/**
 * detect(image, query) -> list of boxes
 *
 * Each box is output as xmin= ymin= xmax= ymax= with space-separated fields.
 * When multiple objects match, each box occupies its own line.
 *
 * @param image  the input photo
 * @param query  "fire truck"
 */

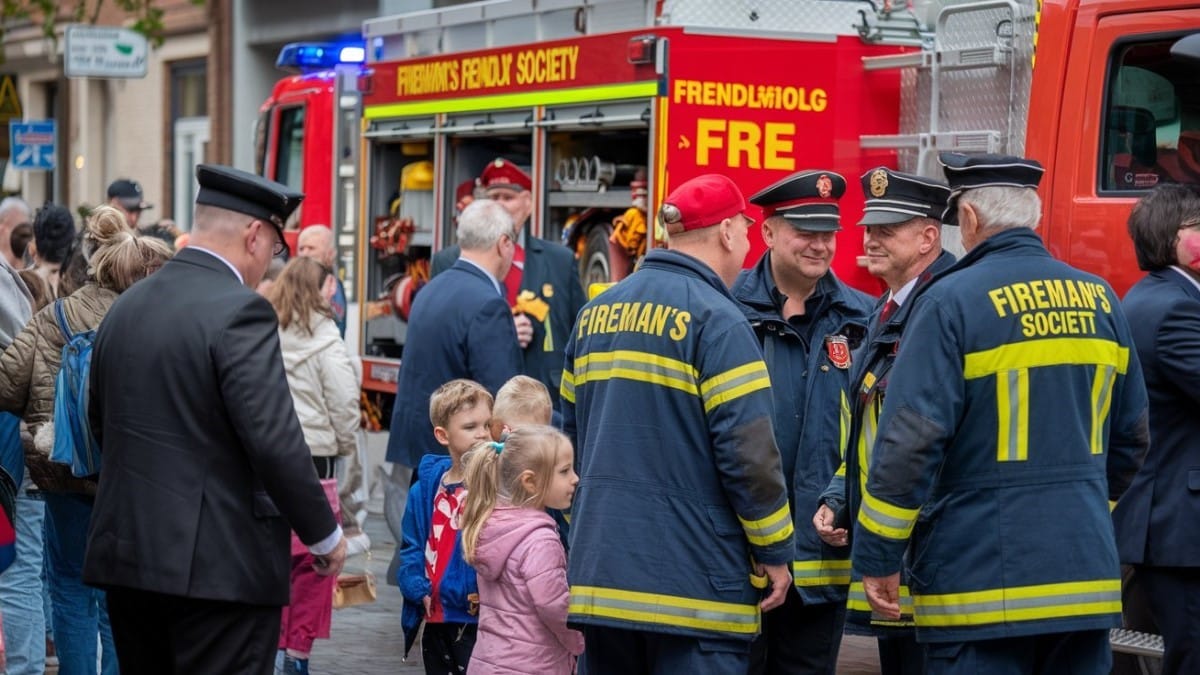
xmin=256 ymin=0 xmax=1200 ymax=411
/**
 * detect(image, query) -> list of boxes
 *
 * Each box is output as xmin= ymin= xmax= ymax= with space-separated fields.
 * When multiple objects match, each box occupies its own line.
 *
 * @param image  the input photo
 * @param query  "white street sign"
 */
xmin=65 ymin=25 xmax=149 ymax=79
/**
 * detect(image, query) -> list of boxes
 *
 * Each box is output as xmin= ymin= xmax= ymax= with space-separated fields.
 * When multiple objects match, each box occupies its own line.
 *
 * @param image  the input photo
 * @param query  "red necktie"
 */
xmin=504 ymin=244 xmax=525 ymax=305
xmin=880 ymin=299 xmax=899 ymax=323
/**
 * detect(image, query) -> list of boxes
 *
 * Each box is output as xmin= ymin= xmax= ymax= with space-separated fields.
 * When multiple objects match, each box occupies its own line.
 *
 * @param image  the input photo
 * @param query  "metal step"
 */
xmin=1110 ymin=628 xmax=1165 ymax=659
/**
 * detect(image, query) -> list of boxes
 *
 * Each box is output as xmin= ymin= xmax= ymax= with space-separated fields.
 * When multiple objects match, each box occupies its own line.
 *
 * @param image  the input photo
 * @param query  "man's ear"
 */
xmin=433 ymin=426 xmax=451 ymax=448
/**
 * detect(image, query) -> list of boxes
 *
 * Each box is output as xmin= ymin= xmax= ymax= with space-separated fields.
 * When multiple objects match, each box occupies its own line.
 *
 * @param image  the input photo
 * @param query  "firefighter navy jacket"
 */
xmin=561 ymin=249 xmax=794 ymax=641
xmin=850 ymin=228 xmax=1148 ymax=643
xmin=731 ymin=253 xmax=872 ymax=605
xmin=822 ymin=250 xmax=957 ymax=632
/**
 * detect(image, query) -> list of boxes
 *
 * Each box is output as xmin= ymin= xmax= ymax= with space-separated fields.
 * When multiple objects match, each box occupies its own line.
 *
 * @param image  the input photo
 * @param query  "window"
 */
xmin=169 ymin=59 xmax=207 ymax=229
xmin=274 ymin=106 xmax=305 ymax=193
xmin=1101 ymin=35 xmax=1200 ymax=191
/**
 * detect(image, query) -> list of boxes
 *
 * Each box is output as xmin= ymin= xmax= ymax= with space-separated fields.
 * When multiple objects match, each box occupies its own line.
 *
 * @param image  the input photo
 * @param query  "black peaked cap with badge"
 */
xmin=858 ymin=167 xmax=950 ymax=226
xmin=939 ymin=152 xmax=1044 ymax=225
xmin=749 ymin=170 xmax=846 ymax=232
xmin=195 ymin=164 xmax=304 ymax=241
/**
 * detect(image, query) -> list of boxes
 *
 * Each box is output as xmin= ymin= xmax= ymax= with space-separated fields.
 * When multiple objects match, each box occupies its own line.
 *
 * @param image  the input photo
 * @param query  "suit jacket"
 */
xmin=385 ymin=259 xmax=522 ymax=467
xmin=431 ymin=236 xmax=585 ymax=409
xmin=1115 ymin=268 xmax=1200 ymax=566
xmin=82 ymin=247 xmax=338 ymax=606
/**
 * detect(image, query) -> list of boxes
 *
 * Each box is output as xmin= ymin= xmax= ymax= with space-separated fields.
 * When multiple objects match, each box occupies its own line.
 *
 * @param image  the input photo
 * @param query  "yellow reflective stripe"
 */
xmin=739 ymin=503 xmax=794 ymax=547
xmin=573 ymin=350 xmax=699 ymax=395
xmin=964 ymin=338 xmax=1129 ymax=379
xmin=838 ymin=390 xmax=850 ymax=460
xmin=364 ymin=81 xmax=659 ymax=118
xmin=834 ymin=460 xmax=846 ymax=478
xmin=560 ymin=368 xmax=576 ymax=404
xmin=793 ymin=559 xmax=852 ymax=586
xmin=858 ymin=490 xmax=919 ymax=541
xmin=1109 ymin=499 xmax=1118 ymax=512
xmin=1091 ymin=365 xmax=1116 ymax=455
xmin=848 ymin=581 xmax=914 ymax=614
xmin=914 ymin=579 xmax=1121 ymax=627
xmin=700 ymin=360 xmax=771 ymax=413
xmin=857 ymin=402 xmax=877 ymax=491
xmin=569 ymin=585 xmax=760 ymax=634
xmin=996 ymin=368 xmax=1029 ymax=462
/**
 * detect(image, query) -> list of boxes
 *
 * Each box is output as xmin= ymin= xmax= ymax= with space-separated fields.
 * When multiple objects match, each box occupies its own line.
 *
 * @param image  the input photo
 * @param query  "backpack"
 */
xmin=50 ymin=299 xmax=102 ymax=478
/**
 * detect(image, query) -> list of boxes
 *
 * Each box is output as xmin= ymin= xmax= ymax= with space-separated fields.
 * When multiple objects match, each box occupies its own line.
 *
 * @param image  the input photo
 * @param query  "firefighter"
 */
xmin=431 ymin=158 xmax=585 ymax=411
xmin=851 ymin=153 xmax=1149 ymax=674
xmin=562 ymin=174 xmax=794 ymax=674
xmin=730 ymin=170 xmax=873 ymax=675
xmin=813 ymin=167 xmax=955 ymax=675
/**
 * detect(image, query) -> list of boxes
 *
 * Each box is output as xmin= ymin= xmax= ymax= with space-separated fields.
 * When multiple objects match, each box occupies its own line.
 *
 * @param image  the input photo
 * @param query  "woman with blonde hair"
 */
xmin=0 ymin=205 xmax=173 ymax=675
xmin=265 ymin=256 xmax=360 ymax=675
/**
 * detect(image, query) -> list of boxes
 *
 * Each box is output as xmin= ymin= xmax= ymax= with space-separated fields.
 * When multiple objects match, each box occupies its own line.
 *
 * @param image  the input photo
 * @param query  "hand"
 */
xmin=311 ymin=535 xmax=348 ymax=577
xmin=514 ymin=313 xmax=534 ymax=349
xmin=757 ymin=562 xmax=792 ymax=611
xmin=422 ymin=595 xmax=432 ymax=616
xmin=863 ymin=573 xmax=902 ymax=620
xmin=813 ymin=504 xmax=848 ymax=547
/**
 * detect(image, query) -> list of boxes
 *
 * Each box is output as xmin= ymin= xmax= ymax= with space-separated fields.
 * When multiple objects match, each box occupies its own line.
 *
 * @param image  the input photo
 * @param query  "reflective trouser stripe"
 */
xmin=996 ymin=368 xmax=1030 ymax=462
xmin=569 ymin=585 xmax=760 ymax=634
xmin=1091 ymin=365 xmax=1115 ymax=455
xmin=793 ymin=559 xmax=852 ymax=587
xmin=913 ymin=579 xmax=1122 ymax=627
xmin=848 ymin=580 xmax=914 ymax=615
xmin=739 ymin=503 xmax=794 ymax=547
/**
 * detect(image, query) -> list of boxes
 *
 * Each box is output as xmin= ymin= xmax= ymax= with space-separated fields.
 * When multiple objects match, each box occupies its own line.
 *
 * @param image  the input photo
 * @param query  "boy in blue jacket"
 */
xmin=399 ymin=380 xmax=493 ymax=673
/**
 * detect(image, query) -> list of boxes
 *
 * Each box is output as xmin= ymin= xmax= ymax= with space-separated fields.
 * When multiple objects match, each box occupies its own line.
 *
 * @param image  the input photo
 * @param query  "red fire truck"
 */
xmin=256 ymin=0 xmax=1200 ymax=409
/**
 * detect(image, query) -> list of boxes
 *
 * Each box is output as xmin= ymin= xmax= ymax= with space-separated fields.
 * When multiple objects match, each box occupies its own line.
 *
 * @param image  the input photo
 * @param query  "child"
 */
xmin=460 ymin=426 xmax=584 ymax=675
xmin=398 ymin=379 xmax=493 ymax=674
xmin=490 ymin=375 xmax=552 ymax=439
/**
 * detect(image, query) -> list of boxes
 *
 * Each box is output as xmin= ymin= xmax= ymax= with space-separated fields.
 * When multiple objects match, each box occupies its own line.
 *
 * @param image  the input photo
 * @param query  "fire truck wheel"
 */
xmin=580 ymin=225 xmax=612 ymax=287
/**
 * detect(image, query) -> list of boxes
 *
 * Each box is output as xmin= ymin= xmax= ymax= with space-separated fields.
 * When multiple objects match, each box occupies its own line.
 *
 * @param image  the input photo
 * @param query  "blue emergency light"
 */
xmin=276 ymin=41 xmax=365 ymax=71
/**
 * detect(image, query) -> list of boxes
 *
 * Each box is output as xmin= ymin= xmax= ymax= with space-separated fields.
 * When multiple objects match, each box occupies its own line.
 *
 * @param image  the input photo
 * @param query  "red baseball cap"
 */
xmin=659 ymin=174 xmax=749 ymax=234
xmin=455 ymin=178 xmax=478 ymax=202
xmin=480 ymin=158 xmax=532 ymax=192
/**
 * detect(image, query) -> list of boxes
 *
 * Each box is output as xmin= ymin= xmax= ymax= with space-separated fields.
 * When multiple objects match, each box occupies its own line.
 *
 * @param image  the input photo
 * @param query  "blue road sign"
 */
xmin=9 ymin=120 xmax=55 ymax=171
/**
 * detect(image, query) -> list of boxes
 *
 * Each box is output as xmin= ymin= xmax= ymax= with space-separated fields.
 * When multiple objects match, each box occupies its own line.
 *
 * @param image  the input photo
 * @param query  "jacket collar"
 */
xmin=950 ymin=227 xmax=1048 ymax=274
xmin=639 ymin=249 xmax=737 ymax=302
xmin=174 ymin=246 xmax=243 ymax=283
xmin=732 ymin=251 xmax=856 ymax=322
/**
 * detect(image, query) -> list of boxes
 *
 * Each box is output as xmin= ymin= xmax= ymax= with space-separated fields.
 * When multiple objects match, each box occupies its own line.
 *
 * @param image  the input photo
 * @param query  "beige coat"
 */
xmin=278 ymin=315 xmax=359 ymax=458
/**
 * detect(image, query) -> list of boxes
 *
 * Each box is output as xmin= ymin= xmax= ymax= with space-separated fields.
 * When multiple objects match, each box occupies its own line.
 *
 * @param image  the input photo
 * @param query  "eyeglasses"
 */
xmin=247 ymin=218 xmax=288 ymax=257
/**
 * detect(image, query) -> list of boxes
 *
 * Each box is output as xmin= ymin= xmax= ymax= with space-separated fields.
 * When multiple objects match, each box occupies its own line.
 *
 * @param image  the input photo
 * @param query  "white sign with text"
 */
xmin=65 ymin=25 xmax=148 ymax=79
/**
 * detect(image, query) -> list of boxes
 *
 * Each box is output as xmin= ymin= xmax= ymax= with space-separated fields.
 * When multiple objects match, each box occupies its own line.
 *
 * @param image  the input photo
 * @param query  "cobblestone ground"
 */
xmin=307 ymin=516 xmax=422 ymax=673
xmin=306 ymin=516 xmax=881 ymax=674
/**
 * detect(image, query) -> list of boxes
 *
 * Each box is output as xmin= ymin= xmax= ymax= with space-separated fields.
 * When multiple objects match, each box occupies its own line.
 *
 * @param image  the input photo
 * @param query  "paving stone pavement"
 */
xmin=307 ymin=516 xmax=423 ymax=673
xmin=304 ymin=516 xmax=881 ymax=674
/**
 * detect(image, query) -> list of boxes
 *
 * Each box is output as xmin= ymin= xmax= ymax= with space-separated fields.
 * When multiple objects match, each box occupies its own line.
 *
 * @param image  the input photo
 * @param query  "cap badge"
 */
xmin=493 ymin=158 xmax=505 ymax=168
xmin=869 ymin=169 xmax=889 ymax=198
xmin=816 ymin=175 xmax=833 ymax=199
xmin=825 ymin=334 xmax=851 ymax=370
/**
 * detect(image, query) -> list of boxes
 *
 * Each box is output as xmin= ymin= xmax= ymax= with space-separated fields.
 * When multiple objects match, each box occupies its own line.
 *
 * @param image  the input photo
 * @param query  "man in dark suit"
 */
xmin=431 ymin=158 xmax=586 ymax=409
xmin=385 ymin=198 xmax=523 ymax=470
xmin=84 ymin=165 xmax=346 ymax=674
xmin=1115 ymin=183 xmax=1200 ymax=674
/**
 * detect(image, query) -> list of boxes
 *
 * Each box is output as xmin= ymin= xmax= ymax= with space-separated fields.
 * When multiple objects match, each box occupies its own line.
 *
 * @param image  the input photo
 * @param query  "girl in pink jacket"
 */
xmin=460 ymin=426 xmax=584 ymax=674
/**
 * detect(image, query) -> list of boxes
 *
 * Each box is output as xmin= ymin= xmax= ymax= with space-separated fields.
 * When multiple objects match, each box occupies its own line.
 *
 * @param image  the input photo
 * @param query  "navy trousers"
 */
xmin=580 ymin=625 xmax=750 ymax=675
xmin=924 ymin=630 xmax=1111 ymax=675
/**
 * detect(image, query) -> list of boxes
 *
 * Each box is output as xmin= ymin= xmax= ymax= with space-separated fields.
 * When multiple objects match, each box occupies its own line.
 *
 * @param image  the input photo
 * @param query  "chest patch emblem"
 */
xmin=825 ymin=334 xmax=851 ymax=370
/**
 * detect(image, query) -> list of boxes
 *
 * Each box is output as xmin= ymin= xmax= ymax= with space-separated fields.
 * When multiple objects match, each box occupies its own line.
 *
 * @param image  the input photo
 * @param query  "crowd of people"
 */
xmin=0 ymin=150 xmax=1196 ymax=675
